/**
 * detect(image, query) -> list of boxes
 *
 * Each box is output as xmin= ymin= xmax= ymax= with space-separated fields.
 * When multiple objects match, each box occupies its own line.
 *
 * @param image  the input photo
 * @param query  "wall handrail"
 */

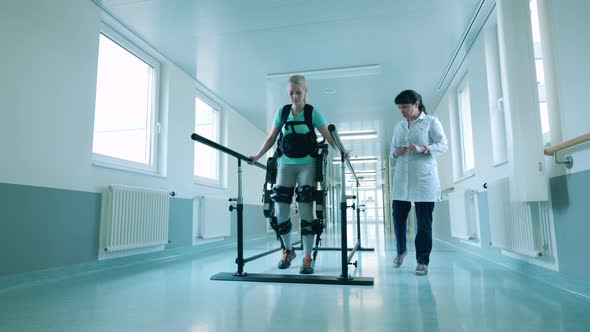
xmin=544 ymin=133 xmax=590 ymax=155
xmin=328 ymin=124 xmax=358 ymax=184
xmin=191 ymin=133 xmax=266 ymax=170
xmin=543 ymin=132 xmax=590 ymax=169
xmin=441 ymin=187 xmax=455 ymax=194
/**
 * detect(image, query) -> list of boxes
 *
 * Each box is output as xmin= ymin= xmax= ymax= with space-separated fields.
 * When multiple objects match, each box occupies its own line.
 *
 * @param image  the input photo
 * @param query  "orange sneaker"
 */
xmin=299 ymin=255 xmax=314 ymax=274
xmin=278 ymin=249 xmax=296 ymax=269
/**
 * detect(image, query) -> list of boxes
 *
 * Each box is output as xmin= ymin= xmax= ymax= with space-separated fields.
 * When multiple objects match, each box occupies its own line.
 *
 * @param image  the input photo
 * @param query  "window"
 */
xmin=530 ymin=0 xmax=550 ymax=144
xmin=194 ymin=96 xmax=221 ymax=185
xmin=483 ymin=24 xmax=508 ymax=166
xmin=345 ymin=187 xmax=384 ymax=223
xmin=93 ymin=25 xmax=160 ymax=173
xmin=457 ymin=79 xmax=475 ymax=176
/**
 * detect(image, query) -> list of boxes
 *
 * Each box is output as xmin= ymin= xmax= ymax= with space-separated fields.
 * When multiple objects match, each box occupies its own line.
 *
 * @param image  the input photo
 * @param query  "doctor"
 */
xmin=390 ymin=90 xmax=448 ymax=275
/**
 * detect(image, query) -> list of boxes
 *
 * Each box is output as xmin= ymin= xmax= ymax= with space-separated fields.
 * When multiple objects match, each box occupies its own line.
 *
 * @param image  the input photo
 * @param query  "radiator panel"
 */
xmin=101 ymin=184 xmax=169 ymax=252
xmin=487 ymin=178 xmax=553 ymax=258
xmin=195 ymin=196 xmax=231 ymax=239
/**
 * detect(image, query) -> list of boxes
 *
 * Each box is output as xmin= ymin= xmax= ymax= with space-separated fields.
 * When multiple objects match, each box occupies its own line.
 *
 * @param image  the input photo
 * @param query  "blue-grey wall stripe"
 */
xmin=1 ymin=170 xmax=588 ymax=297
xmin=0 ymin=183 xmax=269 ymax=276
xmin=432 ymin=169 xmax=590 ymax=298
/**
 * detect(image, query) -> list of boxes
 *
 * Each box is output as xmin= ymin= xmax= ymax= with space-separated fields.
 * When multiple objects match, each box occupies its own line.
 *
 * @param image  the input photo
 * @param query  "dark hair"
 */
xmin=394 ymin=89 xmax=427 ymax=114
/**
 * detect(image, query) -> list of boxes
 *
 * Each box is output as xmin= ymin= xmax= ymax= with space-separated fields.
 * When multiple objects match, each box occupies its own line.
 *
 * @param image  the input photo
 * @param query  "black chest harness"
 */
xmin=276 ymin=104 xmax=318 ymax=158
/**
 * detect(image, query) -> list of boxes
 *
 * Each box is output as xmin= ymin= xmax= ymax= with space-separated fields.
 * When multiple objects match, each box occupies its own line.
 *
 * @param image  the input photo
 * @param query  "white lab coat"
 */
xmin=390 ymin=112 xmax=448 ymax=202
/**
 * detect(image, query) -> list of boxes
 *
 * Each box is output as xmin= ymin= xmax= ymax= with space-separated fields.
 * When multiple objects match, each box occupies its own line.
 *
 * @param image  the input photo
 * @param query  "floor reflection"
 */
xmin=1 ymin=222 xmax=589 ymax=331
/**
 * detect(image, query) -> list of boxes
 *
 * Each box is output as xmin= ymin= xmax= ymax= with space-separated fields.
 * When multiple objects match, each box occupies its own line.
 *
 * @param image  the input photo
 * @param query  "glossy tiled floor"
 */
xmin=1 ymin=224 xmax=589 ymax=332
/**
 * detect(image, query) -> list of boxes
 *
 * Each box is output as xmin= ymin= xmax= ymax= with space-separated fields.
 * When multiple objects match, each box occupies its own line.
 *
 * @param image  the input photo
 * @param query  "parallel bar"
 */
xmin=294 ymin=246 xmax=374 ymax=252
xmin=339 ymin=175 xmax=350 ymax=279
xmin=243 ymin=241 xmax=302 ymax=263
xmin=356 ymin=186 xmax=361 ymax=244
xmin=328 ymin=125 xmax=359 ymax=184
xmin=191 ymin=130 xmax=374 ymax=285
xmin=347 ymin=242 xmax=360 ymax=263
xmin=211 ymin=272 xmax=373 ymax=286
xmin=191 ymin=133 xmax=266 ymax=170
xmin=236 ymin=159 xmax=244 ymax=275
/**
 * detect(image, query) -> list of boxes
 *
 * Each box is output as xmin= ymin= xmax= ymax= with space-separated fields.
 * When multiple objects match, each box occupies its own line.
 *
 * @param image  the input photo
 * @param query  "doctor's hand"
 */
xmin=408 ymin=144 xmax=426 ymax=153
xmin=394 ymin=146 xmax=408 ymax=156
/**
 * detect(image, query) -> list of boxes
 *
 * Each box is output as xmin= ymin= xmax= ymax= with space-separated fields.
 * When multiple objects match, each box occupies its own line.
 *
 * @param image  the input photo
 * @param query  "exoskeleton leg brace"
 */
xmin=263 ymin=157 xmax=285 ymax=247
xmin=292 ymin=143 xmax=329 ymax=261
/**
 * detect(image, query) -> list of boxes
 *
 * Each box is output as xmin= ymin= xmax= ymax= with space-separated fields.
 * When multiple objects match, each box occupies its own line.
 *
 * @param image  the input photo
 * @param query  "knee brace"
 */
xmin=301 ymin=219 xmax=324 ymax=236
xmin=277 ymin=218 xmax=292 ymax=235
xmin=269 ymin=216 xmax=279 ymax=232
xmin=296 ymin=185 xmax=314 ymax=203
xmin=263 ymin=189 xmax=275 ymax=218
xmin=271 ymin=186 xmax=294 ymax=204
xmin=313 ymin=189 xmax=325 ymax=218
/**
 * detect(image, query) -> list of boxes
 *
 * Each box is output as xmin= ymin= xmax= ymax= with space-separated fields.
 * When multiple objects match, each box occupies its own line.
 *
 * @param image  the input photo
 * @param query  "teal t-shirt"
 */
xmin=273 ymin=106 xmax=327 ymax=165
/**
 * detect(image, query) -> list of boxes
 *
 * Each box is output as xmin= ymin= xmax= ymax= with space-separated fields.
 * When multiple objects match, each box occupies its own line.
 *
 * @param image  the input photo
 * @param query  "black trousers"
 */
xmin=392 ymin=200 xmax=435 ymax=265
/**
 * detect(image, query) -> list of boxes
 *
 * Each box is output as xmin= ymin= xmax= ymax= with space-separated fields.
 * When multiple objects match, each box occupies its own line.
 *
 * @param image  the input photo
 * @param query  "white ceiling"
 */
xmin=94 ymin=0 xmax=492 ymax=176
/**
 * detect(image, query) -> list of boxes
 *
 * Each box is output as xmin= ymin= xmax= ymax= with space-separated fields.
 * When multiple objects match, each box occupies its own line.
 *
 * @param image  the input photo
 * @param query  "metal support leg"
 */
xmin=235 ymin=158 xmax=247 ymax=276
xmin=338 ymin=151 xmax=352 ymax=281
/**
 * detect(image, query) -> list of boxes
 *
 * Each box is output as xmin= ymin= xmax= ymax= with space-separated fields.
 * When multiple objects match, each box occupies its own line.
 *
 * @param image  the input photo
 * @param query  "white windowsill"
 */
xmin=460 ymin=239 xmax=482 ymax=248
xmin=193 ymin=178 xmax=227 ymax=189
xmin=493 ymin=160 xmax=508 ymax=168
xmin=92 ymin=160 xmax=166 ymax=178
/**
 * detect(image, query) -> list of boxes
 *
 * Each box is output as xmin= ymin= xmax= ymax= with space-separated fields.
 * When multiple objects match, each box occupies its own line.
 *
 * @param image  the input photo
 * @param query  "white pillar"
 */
xmin=497 ymin=0 xmax=548 ymax=201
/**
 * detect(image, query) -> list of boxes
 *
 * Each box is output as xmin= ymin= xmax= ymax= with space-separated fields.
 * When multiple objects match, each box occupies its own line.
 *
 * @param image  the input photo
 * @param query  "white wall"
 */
xmin=434 ymin=0 xmax=590 ymax=196
xmin=435 ymin=19 xmax=511 ymax=198
xmin=434 ymin=1 xmax=590 ymax=241
xmin=549 ymin=0 xmax=590 ymax=173
xmin=434 ymin=13 xmax=511 ymax=238
xmin=432 ymin=0 xmax=590 ymax=198
xmin=0 ymin=0 xmax=101 ymax=191
xmin=0 ymin=0 xmax=266 ymax=203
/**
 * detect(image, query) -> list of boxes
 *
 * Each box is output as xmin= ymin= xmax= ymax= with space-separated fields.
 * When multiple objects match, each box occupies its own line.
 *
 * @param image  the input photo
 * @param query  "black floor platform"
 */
xmin=211 ymin=272 xmax=374 ymax=286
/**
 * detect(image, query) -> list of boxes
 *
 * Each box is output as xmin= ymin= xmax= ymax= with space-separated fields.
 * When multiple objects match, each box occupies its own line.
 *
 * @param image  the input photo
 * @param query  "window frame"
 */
xmin=92 ymin=22 xmax=162 ymax=175
xmin=529 ymin=0 xmax=551 ymax=145
xmin=193 ymin=91 xmax=225 ymax=188
xmin=454 ymin=75 xmax=476 ymax=181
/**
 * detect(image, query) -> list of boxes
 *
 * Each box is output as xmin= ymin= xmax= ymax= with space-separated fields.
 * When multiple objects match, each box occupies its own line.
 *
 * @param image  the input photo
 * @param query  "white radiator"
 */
xmin=464 ymin=189 xmax=480 ymax=241
xmin=448 ymin=191 xmax=469 ymax=240
xmin=194 ymin=196 xmax=231 ymax=239
xmin=448 ymin=190 xmax=480 ymax=241
xmin=487 ymin=178 xmax=553 ymax=257
xmin=100 ymin=184 xmax=169 ymax=252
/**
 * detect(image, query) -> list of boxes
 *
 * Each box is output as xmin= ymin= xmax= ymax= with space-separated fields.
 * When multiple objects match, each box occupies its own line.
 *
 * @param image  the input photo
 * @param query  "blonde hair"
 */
xmin=288 ymin=75 xmax=308 ymax=103
xmin=288 ymin=74 xmax=307 ymax=86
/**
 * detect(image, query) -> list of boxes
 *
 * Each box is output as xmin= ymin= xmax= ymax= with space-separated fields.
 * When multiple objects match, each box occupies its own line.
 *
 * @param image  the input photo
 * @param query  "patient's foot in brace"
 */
xmin=278 ymin=249 xmax=296 ymax=269
xmin=299 ymin=254 xmax=314 ymax=274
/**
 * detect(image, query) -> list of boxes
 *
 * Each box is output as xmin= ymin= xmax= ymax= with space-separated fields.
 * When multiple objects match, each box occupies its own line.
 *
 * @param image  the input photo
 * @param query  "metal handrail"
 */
xmin=543 ymin=132 xmax=590 ymax=169
xmin=190 ymin=133 xmax=266 ymax=170
xmin=328 ymin=124 xmax=358 ymax=185
xmin=193 ymin=130 xmax=374 ymax=284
